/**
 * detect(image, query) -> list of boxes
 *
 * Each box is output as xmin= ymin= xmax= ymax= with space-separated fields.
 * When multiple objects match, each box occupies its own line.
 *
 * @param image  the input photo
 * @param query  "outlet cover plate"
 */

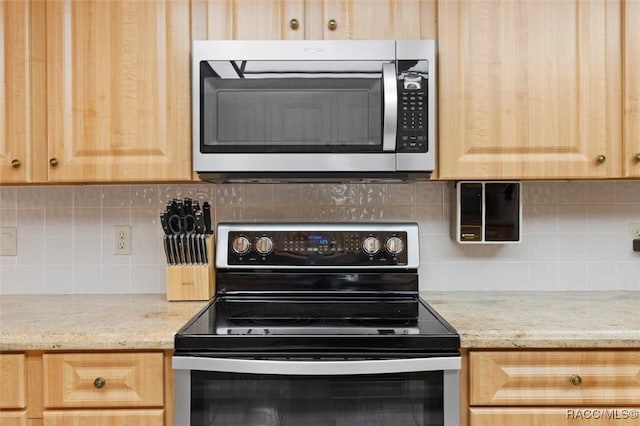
xmin=114 ymin=225 xmax=131 ymax=255
xmin=0 ymin=227 xmax=17 ymax=256
xmin=630 ymin=223 xmax=640 ymax=238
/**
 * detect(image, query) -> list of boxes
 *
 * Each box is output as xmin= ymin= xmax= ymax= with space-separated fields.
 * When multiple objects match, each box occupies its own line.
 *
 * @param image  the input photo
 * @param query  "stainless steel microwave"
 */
xmin=192 ymin=40 xmax=437 ymax=183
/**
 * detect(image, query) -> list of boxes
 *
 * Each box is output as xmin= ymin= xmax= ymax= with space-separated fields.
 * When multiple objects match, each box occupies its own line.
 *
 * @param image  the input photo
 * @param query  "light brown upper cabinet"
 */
xmin=624 ymin=0 xmax=640 ymax=177
xmin=192 ymin=0 xmax=306 ymax=40
xmin=45 ymin=0 xmax=192 ymax=182
xmin=0 ymin=1 xmax=45 ymax=183
xmin=311 ymin=0 xmax=432 ymax=40
xmin=192 ymin=0 xmax=435 ymax=40
xmin=438 ymin=0 xmax=622 ymax=179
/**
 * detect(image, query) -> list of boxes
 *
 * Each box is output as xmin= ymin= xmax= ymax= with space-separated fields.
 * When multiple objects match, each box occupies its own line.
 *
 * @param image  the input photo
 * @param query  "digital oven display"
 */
xmin=306 ymin=235 xmax=329 ymax=245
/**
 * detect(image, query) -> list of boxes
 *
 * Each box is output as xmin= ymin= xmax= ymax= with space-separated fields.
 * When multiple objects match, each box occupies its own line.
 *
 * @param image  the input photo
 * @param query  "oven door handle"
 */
xmin=173 ymin=356 xmax=460 ymax=375
xmin=382 ymin=62 xmax=398 ymax=152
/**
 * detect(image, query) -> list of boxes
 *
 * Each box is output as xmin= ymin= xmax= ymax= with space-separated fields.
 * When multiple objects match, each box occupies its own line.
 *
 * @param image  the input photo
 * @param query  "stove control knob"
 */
xmin=255 ymin=236 xmax=274 ymax=255
xmin=362 ymin=236 xmax=381 ymax=255
xmin=232 ymin=236 xmax=251 ymax=255
xmin=386 ymin=236 xmax=404 ymax=255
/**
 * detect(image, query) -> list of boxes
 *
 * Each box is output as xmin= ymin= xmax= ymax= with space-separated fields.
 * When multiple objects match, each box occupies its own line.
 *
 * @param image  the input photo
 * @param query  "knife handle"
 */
xmin=159 ymin=213 xmax=172 ymax=236
xmin=203 ymin=202 xmax=212 ymax=234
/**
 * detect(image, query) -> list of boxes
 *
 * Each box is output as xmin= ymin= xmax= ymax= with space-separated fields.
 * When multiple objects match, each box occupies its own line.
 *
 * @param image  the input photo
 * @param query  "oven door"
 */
xmin=174 ymin=356 xmax=460 ymax=426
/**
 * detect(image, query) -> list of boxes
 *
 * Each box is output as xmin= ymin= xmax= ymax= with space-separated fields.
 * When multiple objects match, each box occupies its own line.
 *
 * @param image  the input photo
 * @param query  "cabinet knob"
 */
xmin=11 ymin=159 xmax=21 ymax=169
xmin=570 ymin=374 xmax=582 ymax=386
xmin=93 ymin=377 xmax=106 ymax=389
xmin=635 ymin=153 xmax=640 ymax=162
xmin=327 ymin=19 xmax=337 ymax=31
xmin=49 ymin=158 xmax=59 ymax=167
xmin=289 ymin=18 xmax=299 ymax=30
xmin=596 ymin=154 xmax=606 ymax=164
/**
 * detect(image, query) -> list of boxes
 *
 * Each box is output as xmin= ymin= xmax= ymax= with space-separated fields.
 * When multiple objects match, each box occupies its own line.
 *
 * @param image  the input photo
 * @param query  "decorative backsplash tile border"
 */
xmin=0 ymin=181 xmax=638 ymax=294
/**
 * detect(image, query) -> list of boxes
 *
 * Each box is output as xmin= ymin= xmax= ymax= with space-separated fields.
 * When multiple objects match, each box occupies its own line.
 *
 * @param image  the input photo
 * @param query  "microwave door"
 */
xmin=382 ymin=62 xmax=398 ymax=152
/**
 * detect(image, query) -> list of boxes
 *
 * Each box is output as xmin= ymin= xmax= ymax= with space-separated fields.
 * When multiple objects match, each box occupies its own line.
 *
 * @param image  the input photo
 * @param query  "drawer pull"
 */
xmin=570 ymin=374 xmax=582 ymax=386
xmin=635 ymin=153 xmax=640 ymax=162
xmin=289 ymin=18 xmax=299 ymax=30
xmin=93 ymin=377 xmax=106 ymax=389
xmin=596 ymin=154 xmax=606 ymax=164
xmin=11 ymin=159 xmax=21 ymax=168
xmin=328 ymin=19 xmax=337 ymax=31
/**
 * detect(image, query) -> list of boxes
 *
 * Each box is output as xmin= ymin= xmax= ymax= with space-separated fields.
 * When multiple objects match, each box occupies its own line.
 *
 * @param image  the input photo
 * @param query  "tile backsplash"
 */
xmin=0 ymin=181 xmax=639 ymax=294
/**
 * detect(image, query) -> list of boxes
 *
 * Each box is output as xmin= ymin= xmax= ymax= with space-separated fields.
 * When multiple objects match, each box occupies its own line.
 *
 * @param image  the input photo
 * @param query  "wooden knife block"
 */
xmin=166 ymin=235 xmax=215 ymax=301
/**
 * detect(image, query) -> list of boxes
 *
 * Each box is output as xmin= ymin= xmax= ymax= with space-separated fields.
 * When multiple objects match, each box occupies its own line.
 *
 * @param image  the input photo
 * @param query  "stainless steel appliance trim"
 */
xmin=444 ymin=370 xmax=461 ymax=426
xmin=215 ymin=222 xmax=420 ymax=269
xmin=174 ymin=369 xmax=190 ymax=426
xmin=193 ymin=40 xmax=396 ymax=61
xmin=382 ymin=62 xmax=398 ymax=152
xmin=194 ymin=153 xmax=396 ymax=173
xmin=174 ymin=357 xmax=461 ymax=426
xmin=173 ymin=356 xmax=461 ymax=375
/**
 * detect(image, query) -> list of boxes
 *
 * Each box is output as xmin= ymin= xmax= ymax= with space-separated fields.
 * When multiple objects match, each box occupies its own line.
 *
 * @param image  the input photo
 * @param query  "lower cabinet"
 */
xmin=468 ymin=350 xmax=640 ymax=426
xmin=0 ymin=353 xmax=27 ymax=425
xmin=0 ymin=411 xmax=28 ymax=426
xmin=43 ymin=409 xmax=164 ymax=426
xmin=470 ymin=408 xmax=640 ymax=425
xmin=0 ymin=351 xmax=172 ymax=426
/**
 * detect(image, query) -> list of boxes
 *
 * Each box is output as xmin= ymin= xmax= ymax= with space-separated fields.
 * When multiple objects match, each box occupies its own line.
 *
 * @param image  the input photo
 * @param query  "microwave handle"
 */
xmin=382 ymin=62 xmax=398 ymax=152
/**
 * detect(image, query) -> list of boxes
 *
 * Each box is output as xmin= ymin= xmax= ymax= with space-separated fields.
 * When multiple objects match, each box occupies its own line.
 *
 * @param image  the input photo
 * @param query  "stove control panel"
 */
xmin=217 ymin=223 xmax=419 ymax=269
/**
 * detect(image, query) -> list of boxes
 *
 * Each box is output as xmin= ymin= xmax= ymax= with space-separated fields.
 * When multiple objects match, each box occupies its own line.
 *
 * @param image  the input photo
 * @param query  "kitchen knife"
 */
xmin=203 ymin=202 xmax=212 ymax=234
xmin=159 ymin=213 xmax=173 ymax=264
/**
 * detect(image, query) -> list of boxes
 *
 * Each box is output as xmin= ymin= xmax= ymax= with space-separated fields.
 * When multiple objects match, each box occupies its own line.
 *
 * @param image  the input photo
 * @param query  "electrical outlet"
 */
xmin=630 ymin=223 xmax=640 ymax=238
xmin=114 ymin=225 xmax=131 ymax=255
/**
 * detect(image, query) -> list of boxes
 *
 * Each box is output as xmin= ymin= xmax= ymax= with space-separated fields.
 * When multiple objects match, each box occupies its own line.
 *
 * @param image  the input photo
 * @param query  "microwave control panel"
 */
xmin=397 ymin=73 xmax=428 ymax=153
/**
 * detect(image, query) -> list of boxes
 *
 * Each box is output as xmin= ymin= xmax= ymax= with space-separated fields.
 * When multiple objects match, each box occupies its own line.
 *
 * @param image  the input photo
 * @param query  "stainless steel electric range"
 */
xmin=174 ymin=222 xmax=460 ymax=426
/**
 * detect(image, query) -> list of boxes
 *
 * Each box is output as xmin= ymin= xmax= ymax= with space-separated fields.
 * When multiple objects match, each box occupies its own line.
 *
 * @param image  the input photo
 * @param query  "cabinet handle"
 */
xmin=570 ymin=374 xmax=582 ymax=386
xmin=93 ymin=377 xmax=106 ymax=389
xmin=596 ymin=155 xmax=606 ymax=164
xmin=49 ymin=158 xmax=59 ymax=167
xmin=327 ymin=19 xmax=337 ymax=31
xmin=11 ymin=159 xmax=21 ymax=169
xmin=289 ymin=18 xmax=299 ymax=30
xmin=635 ymin=153 xmax=640 ymax=162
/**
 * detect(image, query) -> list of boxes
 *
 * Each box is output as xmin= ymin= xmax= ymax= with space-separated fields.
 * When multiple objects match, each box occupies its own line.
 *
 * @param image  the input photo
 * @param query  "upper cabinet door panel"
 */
xmin=438 ymin=0 xmax=622 ymax=179
xmin=318 ymin=0 xmax=425 ymax=39
xmin=624 ymin=0 xmax=640 ymax=177
xmin=0 ymin=1 xmax=45 ymax=184
xmin=192 ymin=0 xmax=305 ymax=40
xmin=46 ymin=0 xmax=191 ymax=182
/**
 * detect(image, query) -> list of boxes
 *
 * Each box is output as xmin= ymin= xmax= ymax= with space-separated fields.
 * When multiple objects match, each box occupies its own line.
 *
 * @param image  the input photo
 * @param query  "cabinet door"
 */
xmin=439 ymin=0 xmax=622 ymax=179
xmin=470 ymin=351 xmax=640 ymax=406
xmin=192 ymin=0 xmax=305 ymax=40
xmin=624 ymin=0 xmax=640 ymax=177
xmin=470 ymin=408 xmax=640 ymax=426
xmin=45 ymin=0 xmax=191 ymax=182
xmin=0 ymin=1 xmax=45 ymax=183
xmin=0 ymin=411 xmax=27 ymax=426
xmin=0 ymin=354 xmax=26 ymax=409
xmin=43 ymin=409 xmax=164 ymax=426
xmin=43 ymin=352 xmax=164 ymax=409
xmin=314 ymin=0 xmax=428 ymax=39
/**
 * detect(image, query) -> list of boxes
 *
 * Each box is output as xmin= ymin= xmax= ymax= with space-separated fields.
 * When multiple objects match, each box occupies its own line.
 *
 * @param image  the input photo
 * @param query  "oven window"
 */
xmin=190 ymin=370 xmax=443 ymax=426
xmin=200 ymin=60 xmax=384 ymax=153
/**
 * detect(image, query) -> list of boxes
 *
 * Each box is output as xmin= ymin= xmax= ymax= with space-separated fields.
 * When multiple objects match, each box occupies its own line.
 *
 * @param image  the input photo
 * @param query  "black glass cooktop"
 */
xmin=175 ymin=297 xmax=459 ymax=356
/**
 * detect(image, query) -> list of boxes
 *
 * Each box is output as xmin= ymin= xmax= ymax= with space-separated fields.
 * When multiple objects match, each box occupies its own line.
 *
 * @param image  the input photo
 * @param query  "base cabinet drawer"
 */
xmin=470 ymin=408 xmax=640 ymax=425
xmin=42 ymin=352 xmax=164 ymax=408
xmin=43 ymin=409 xmax=164 ymax=426
xmin=0 ymin=411 xmax=27 ymax=426
xmin=470 ymin=351 xmax=640 ymax=406
xmin=0 ymin=354 xmax=26 ymax=409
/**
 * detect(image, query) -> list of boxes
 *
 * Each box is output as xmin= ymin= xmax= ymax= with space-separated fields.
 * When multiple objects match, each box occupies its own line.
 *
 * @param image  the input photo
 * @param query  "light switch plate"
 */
xmin=0 ymin=227 xmax=17 ymax=256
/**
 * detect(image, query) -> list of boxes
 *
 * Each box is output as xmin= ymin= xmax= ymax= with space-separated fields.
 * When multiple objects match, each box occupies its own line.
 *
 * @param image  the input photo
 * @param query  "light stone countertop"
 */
xmin=0 ymin=294 xmax=208 ymax=351
xmin=421 ymin=291 xmax=640 ymax=348
xmin=1 ymin=292 xmax=639 ymax=351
